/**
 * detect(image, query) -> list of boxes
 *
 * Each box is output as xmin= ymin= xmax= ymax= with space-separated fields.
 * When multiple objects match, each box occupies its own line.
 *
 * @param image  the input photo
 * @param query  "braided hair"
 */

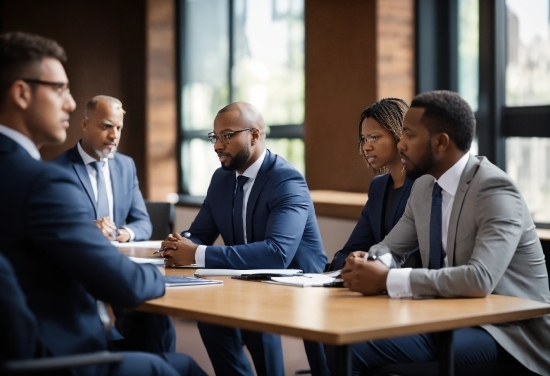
xmin=357 ymin=98 xmax=409 ymax=172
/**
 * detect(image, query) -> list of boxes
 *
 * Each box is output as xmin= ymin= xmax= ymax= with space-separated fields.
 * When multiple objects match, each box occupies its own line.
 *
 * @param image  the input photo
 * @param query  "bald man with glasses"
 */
xmin=160 ymin=102 xmax=329 ymax=376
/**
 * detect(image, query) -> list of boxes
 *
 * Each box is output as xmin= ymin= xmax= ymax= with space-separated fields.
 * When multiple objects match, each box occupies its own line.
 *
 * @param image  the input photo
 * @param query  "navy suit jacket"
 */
xmin=186 ymin=150 xmax=327 ymax=273
xmin=0 ymin=134 xmax=165 ymax=371
xmin=330 ymin=173 xmax=416 ymax=270
xmin=52 ymin=143 xmax=152 ymax=241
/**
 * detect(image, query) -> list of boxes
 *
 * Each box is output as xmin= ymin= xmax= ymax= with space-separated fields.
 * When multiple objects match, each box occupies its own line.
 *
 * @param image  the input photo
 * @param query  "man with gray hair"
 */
xmin=53 ymin=95 xmax=151 ymax=242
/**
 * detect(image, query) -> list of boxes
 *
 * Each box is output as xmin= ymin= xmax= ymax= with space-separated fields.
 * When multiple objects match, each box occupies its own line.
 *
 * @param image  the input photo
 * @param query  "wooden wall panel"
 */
xmin=305 ymin=0 xmax=414 ymax=195
xmin=146 ymin=0 xmax=178 ymax=201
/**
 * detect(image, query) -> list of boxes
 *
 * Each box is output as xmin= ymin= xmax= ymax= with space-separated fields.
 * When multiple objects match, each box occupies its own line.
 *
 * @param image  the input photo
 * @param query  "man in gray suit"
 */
xmin=339 ymin=90 xmax=550 ymax=375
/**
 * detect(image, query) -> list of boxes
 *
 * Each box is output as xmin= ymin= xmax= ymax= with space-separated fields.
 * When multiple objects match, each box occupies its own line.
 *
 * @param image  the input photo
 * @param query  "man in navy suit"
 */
xmin=161 ymin=102 xmax=328 ymax=376
xmin=0 ymin=31 xmax=205 ymax=376
xmin=53 ymin=95 xmax=151 ymax=242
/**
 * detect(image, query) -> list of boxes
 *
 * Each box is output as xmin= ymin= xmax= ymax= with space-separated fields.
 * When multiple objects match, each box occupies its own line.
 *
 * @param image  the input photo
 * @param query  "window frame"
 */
xmin=416 ymin=0 xmax=550 ymax=227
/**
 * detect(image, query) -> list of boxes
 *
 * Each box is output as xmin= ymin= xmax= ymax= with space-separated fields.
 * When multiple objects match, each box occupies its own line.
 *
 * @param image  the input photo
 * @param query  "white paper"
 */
xmin=129 ymin=256 xmax=165 ymax=265
xmin=194 ymin=269 xmax=303 ymax=277
xmin=267 ymin=273 xmax=339 ymax=287
xmin=112 ymin=240 xmax=163 ymax=249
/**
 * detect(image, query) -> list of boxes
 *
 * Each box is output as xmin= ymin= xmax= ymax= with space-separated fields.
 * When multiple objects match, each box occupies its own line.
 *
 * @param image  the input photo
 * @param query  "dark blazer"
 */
xmin=330 ymin=173 xmax=417 ymax=270
xmin=0 ymin=134 xmax=165 ymax=373
xmin=0 ymin=253 xmax=46 ymax=361
xmin=186 ymin=149 xmax=327 ymax=273
xmin=52 ymin=143 xmax=151 ymax=241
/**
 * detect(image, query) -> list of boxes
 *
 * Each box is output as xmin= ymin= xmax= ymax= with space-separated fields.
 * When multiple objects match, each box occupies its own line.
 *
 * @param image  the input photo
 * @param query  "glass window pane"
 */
xmin=265 ymin=138 xmax=304 ymax=175
xmin=505 ymin=137 xmax=550 ymax=223
xmin=182 ymin=0 xmax=229 ymax=130
xmin=458 ymin=0 xmax=479 ymax=112
xmin=232 ymin=0 xmax=304 ymax=125
xmin=181 ymin=139 xmax=221 ymax=196
xmin=506 ymin=0 xmax=550 ymax=106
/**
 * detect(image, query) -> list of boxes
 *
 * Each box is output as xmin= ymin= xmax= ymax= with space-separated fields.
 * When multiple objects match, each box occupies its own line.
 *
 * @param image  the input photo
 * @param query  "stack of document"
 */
xmin=266 ymin=270 xmax=343 ymax=287
xmin=164 ymin=276 xmax=222 ymax=287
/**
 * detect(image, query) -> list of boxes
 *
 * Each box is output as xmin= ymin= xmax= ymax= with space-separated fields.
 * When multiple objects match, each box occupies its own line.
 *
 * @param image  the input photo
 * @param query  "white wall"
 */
xmin=174 ymin=207 xmax=357 ymax=260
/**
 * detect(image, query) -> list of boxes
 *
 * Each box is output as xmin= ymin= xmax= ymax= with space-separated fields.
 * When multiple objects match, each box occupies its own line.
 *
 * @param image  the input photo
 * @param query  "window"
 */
xmin=178 ymin=0 xmax=305 ymax=197
xmin=419 ymin=0 xmax=550 ymax=224
xmin=504 ymin=0 xmax=550 ymax=223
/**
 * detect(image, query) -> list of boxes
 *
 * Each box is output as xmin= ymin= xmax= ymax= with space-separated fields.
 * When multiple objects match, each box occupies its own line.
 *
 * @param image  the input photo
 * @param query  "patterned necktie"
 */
xmin=91 ymin=160 xmax=109 ymax=219
xmin=429 ymin=182 xmax=443 ymax=269
xmin=233 ymin=175 xmax=249 ymax=245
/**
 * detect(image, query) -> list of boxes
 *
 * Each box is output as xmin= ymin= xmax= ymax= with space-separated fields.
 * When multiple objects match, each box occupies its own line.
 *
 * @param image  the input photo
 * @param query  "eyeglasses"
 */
xmin=207 ymin=128 xmax=254 ymax=145
xmin=20 ymin=79 xmax=71 ymax=98
xmin=358 ymin=135 xmax=380 ymax=148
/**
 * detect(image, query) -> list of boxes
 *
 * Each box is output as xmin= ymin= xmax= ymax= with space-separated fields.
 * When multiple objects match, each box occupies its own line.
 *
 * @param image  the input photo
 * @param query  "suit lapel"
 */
xmin=446 ymin=155 xmax=479 ymax=266
xmin=245 ymin=150 xmax=274 ymax=244
xmin=68 ymin=145 xmax=97 ymax=215
xmin=110 ymin=156 xmax=122 ymax=224
xmin=371 ymin=174 xmax=390 ymax=240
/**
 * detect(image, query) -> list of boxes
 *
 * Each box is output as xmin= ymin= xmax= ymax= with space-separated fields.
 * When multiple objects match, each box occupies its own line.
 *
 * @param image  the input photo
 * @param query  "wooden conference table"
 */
xmin=121 ymin=247 xmax=550 ymax=376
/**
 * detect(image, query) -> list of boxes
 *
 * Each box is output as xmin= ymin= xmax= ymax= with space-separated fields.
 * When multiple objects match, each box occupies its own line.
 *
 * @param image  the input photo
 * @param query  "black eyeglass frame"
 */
xmin=207 ymin=127 xmax=255 ymax=145
xmin=19 ymin=78 xmax=70 ymax=97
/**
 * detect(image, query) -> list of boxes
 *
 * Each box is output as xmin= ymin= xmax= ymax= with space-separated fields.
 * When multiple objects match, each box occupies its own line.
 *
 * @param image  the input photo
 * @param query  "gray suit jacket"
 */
xmin=370 ymin=155 xmax=550 ymax=374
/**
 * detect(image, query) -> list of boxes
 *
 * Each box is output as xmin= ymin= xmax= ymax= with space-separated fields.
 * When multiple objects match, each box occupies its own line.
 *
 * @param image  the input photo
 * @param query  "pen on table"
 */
xmin=153 ymin=232 xmax=191 ymax=255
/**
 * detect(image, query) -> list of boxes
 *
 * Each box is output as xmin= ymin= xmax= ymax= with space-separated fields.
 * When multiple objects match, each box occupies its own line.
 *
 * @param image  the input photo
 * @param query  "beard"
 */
xmin=404 ymin=141 xmax=434 ymax=180
xmin=220 ymin=144 xmax=250 ymax=171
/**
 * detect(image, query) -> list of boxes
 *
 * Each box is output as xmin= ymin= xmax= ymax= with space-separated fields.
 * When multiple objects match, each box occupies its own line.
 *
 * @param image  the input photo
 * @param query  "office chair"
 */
xmin=0 ymin=253 xmax=122 ymax=375
xmin=145 ymin=200 xmax=175 ymax=240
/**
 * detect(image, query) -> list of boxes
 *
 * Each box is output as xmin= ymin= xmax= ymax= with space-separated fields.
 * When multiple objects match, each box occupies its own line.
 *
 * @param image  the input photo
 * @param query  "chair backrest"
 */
xmin=145 ymin=200 xmax=175 ymax=240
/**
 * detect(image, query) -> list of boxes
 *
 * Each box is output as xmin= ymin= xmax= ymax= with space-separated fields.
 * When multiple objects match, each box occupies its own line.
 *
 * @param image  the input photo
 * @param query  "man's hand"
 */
xmin=160 ymin=233 xmax=198 ymax=266
xmin=116 ymin=228 xmax=131 ymax=243
xmin=341 ymin=252 xmax=389 ymax=295
xmin=95 ymin=217 xmax=116 ymax=240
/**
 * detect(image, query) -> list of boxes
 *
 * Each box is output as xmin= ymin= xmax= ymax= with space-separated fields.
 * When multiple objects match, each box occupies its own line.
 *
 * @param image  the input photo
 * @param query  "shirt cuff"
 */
xmin=195 ymin=245 xmax=206 ymax=267
xmin=386 ymin=268 xmax=413 ymax=299
xmin=122 ymin=226 xmax=135 ymax=242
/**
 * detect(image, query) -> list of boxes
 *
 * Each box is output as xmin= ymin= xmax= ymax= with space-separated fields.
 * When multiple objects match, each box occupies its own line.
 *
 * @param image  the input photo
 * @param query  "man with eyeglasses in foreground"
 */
xmin=0 ymin=31 xmax=205 ymax=376
xmin=160 ymin=102 xmax=329 ymax=376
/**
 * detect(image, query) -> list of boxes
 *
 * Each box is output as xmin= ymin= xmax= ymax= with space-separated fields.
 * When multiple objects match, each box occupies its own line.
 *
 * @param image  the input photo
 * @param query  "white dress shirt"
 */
xmin=194 ymin=149 xmax=267 ymax=267
xmin=77 ymin=142 xmax=135 ymax=241
xmin=0 ymin=124 xmax=41 ymax=160
xmin=385 ymin=153 xmax=470 ymax=298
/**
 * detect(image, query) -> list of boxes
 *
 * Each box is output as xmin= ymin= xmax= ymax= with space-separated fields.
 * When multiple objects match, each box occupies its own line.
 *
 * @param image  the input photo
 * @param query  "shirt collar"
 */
xmin=0 ymin=124 xmax=41 ymax=160
xmin=436 ymin=153 xmax=470 ymax=197
xmin=237 ymin=149 xmax=266 ymax=180
xmin=77 ymin=141 xmax=108 ymax=166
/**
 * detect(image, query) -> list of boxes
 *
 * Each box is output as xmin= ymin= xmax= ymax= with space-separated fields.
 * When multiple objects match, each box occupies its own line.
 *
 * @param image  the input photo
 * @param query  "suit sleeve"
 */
xmin=123 ymin=159 xmax=152 ymax=241
xmin=203 ymin=170 xmax=310 ymax=269
xmin=0 ymin=254 xmax=46 ymax=360
xmin=409 ymin=175 xmax=524 ymax=298
xmin=27 ymin=168 xmax=165 ymax=307
xmin=330 ymin=198 xmax=375 ymax=270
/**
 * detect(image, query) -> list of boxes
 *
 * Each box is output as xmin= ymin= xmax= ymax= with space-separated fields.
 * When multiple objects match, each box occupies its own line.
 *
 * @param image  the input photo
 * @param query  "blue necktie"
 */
xmin=233 ymin=175 xmax=249 ymax=245
xmin=91 ymin=160 xmax=109 ymax=219
xmin=429 ymin=182 xmax=443 ymax=269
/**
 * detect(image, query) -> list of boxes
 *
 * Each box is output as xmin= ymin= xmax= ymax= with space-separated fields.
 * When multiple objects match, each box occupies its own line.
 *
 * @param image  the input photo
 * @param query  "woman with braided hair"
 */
xmin=329 ymin=97 xmax=421 ymax=270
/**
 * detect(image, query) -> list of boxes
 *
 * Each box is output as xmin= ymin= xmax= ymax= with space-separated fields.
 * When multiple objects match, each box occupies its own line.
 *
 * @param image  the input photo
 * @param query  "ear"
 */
xmin=81 ymin=118 xmax=88 ymax=132
xmin=250 ymin=128 xmax=260 ymax=145
xmin=433 ymin=133 xmax=450 ymax=153
xmin=10 ymin=81 xmax=32 ymax=110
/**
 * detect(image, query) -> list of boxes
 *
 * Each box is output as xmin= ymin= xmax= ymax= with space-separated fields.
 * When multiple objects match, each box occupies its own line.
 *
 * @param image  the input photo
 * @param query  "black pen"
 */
xmin=153 ymin=231 xmax=191 ymax=255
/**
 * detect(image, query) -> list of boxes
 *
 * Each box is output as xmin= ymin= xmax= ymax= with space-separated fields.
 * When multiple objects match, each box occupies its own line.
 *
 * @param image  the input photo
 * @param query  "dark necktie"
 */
xmin=429 ymin=182 xmax=443 ymax=269
xmin=91 ymin=160 xmax=109 ymax=219
xmin=233 ymin=175 xmax=249 ymax=245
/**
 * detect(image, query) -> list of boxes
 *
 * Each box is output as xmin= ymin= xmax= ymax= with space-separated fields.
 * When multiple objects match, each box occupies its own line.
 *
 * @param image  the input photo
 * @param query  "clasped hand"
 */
xmin=160 ymin=233 xmax=198 ymax=266
xmin=94 ymin=217 xmax=130 ymax=242
xmin=341 ymin=251 xmax=389 ymax=295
